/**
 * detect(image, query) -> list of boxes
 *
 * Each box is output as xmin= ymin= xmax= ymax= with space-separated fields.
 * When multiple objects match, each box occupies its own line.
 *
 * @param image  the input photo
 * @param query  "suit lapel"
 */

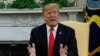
xmin=41 ymin=24 xmax=48 ymax=56
xmin=54 ymin=23 xmax=63 ymax=56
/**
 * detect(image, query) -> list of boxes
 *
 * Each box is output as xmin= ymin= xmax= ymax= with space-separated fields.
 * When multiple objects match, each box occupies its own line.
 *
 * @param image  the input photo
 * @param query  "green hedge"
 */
xmin=11 ymin=0 xmax=40 ymax=9
xmin=0 ymin=2 xmax=5 ymax=8
xmin=42 ymin=0 xmax=74 ymax=7
xmin=0 ymin=0 xmax=75 ymax=9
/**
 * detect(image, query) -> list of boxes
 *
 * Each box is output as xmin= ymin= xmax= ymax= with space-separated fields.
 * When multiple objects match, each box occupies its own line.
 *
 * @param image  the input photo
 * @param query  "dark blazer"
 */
xmin=29 ymin=23 xmax=78 ymax=56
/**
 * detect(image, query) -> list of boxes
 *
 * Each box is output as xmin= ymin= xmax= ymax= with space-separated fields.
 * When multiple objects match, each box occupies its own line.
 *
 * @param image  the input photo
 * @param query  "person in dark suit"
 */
xmin=27 ymin=3 xmax=78 ymax=56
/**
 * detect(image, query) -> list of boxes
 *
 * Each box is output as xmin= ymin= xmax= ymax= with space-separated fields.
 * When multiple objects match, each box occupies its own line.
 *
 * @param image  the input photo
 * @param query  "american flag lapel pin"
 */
xmin=59 ymin=32 xmax=62 ymax=35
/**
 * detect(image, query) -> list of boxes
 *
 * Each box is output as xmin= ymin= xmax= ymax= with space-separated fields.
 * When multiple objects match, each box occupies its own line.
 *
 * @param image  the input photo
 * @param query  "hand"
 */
xmin=27 ymin=43 xmax=36 ymax=56
xmin=59 ymin=44 xmax=68 ymax=56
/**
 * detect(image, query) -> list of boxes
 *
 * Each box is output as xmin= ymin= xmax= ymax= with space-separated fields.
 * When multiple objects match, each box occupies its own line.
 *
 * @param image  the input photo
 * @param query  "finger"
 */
xmin=27 ymin=44 xmax=31 ymax=50
xmin=27 ymin=47 xmax=31 ymax=53
xmin=64 ymin=45 xmax=68 ymax=54
xmin=64 ymin=45 xmax=68 ymax=50
xmin=27 ymin=45 xmax=31 ymax=53
xmin=60 ymin=44 xmax=63 ymax=49
xmin=28 ymin=44 xmax=31 ymax=47
xmin=32 ymin=43 xmax=35 ymax=48
xmin=27 ymin=44 xmax=32 ymax=49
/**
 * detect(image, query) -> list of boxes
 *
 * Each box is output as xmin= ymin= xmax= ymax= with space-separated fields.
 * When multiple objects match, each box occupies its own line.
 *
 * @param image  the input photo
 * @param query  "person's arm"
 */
xmin=67 ymin=30 xmax=78 ymax=56
xmin=27 ymin=29 xmax=36 ymax=56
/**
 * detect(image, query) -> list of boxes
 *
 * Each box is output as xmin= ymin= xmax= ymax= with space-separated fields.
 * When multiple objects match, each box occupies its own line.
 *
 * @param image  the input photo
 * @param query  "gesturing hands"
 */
xmin=27 ymin=43 xmax=36 ymax=56
xmin=27 ymin=43 xmax=68 ymax=56
xmin=59 ymin=44 xmax=68 ymax=56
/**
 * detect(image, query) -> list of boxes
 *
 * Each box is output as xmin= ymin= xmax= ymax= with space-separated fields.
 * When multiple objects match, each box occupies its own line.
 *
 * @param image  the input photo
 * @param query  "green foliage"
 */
xmin=7 ymin=3 xmax=12 ymax=8
xmin=11 ymin=0 xmax=40 ymax=9
xmin=0 ymin=0 xmax=75 ymax=9
xmin=42 ymin=0 xmax=75 ymax=7
xmin=0 ymin=2 xmax=5 ymax=8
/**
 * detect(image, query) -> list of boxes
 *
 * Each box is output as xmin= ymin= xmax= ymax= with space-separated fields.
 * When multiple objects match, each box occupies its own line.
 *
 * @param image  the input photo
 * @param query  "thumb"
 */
xmin=60 ymin=44 xmax=63 ymax=49
xmin=32 ymin=43 xmax=35 ymax=48
xmin=64 ymin=45 xmax=68 ymax=50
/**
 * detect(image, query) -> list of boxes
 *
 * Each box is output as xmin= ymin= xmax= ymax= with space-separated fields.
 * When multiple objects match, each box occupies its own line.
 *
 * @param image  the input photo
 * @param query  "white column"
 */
xmin=68 ymin=12 xmax=78 ymax=21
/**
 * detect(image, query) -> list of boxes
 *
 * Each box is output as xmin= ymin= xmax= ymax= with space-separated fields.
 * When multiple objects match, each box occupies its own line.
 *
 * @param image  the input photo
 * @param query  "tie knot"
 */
xmin=50 ymin=27 xmax=54 ymax=31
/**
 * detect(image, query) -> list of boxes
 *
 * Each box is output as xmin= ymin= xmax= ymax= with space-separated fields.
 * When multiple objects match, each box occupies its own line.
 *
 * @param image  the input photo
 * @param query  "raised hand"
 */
xmin=59 ymin=44 xmax=68 ymax=56
xmin=27 ymin=43 xmax=36 ymax=56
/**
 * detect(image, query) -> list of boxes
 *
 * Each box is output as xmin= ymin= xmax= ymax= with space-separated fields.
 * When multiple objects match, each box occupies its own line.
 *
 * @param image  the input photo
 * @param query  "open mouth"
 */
xmin=50 ymin=18 xmax=56 ymax=21
xmin=50 ymin=19 xmax=56 ymax=21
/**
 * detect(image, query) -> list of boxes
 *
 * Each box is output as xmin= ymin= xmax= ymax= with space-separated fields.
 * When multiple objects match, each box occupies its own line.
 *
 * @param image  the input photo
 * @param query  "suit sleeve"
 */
xmin=67 ymin=30 xmax=78 ymax=56
xmin=29 ymin=29 xmax=36 ymax=46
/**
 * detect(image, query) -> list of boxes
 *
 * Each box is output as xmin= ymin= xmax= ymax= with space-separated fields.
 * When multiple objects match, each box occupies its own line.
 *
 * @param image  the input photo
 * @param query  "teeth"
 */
xmin=50 ymin=19 xmax=55 ymax=21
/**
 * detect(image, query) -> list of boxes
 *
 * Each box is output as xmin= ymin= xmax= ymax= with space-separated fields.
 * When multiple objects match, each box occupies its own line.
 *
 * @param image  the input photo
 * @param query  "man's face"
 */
xmin=43 ymin=6 xmax=60 ymax=27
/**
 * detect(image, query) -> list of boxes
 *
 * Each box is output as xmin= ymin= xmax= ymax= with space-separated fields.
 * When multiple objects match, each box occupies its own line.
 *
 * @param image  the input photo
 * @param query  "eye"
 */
xmin=47 ymin=12 xmax=51 ymax=15
xmin=53 ymin=11 xmax=58 ymax=14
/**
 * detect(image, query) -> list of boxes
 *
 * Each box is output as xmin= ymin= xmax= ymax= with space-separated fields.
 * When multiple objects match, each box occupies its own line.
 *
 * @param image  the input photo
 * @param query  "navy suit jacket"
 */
xmin=29 ymin=23 xmax=78 ymax=56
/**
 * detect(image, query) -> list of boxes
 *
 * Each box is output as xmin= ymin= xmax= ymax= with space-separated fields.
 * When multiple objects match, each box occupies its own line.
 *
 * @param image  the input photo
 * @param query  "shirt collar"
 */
xmin=46 ymin=24 xmax=58 ymax=32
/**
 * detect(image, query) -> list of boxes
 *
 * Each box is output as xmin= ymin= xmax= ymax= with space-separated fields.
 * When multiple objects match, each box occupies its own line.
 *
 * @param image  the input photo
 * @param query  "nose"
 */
xmin=51 ymin=12 xmax=54 ymax=17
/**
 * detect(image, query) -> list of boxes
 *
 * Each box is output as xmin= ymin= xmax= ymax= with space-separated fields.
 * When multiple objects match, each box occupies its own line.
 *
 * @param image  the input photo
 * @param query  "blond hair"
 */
xmin=42 ymin=3 xmax=60 ymax=14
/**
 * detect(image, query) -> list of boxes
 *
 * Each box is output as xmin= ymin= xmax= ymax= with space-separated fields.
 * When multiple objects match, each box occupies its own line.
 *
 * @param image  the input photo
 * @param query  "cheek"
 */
xmin=44 ymin=14 xmax=50 ymax=18
xmin=55 ymin=13 xmax=59 ymax=17
xmin=56 ymin=14 xmax=60 ymax=19
xmin=44 ymin=17 xmax=49 ymax=22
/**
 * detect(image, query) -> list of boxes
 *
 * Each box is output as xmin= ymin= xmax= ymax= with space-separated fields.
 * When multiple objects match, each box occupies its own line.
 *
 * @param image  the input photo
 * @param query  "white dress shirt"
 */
xmin=46 ymin=24 xmax=58 ymax=47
